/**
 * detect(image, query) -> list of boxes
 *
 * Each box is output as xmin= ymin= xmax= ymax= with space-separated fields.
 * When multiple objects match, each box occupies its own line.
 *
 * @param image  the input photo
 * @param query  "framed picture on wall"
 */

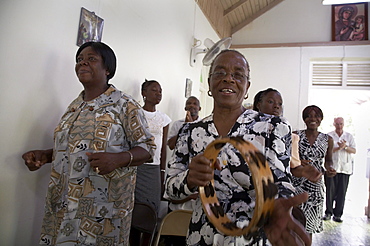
xmin=332 ymin=2 xmax=368 ymax=41
xmin=76 ymin=7 xmax=104 ymax=46
xmin=185 ymin=78 xmax=192 ymax=98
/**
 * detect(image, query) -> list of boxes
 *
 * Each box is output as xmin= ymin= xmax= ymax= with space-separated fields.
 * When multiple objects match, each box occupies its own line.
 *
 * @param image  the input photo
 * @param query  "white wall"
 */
xmin=232 ymin=0 xmax=370 ymax=129
xmin=232 ymin=0 xmax=369 ymax=45
xmin=239 ymin=45 xmax=370 ymax=130
xmin=233 ymin=0 xmax=370 ymax=220
xmin=0 ymin=1 xmax=218 ymax=245
xmin=1 ymin=0 xmax=370 ymax=245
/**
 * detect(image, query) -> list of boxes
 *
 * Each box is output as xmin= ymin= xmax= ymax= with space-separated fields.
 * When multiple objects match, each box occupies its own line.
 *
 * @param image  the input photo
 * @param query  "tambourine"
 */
xmin=199 ymin=136 xmax=278 ymax=237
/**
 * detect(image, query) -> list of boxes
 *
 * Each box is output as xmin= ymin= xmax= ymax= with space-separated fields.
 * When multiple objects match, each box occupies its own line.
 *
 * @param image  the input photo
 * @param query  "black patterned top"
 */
xmin=165 ymin=109 xmax=295 ymax=245
xmin=293 ymin=130 xmax=328 ymax=234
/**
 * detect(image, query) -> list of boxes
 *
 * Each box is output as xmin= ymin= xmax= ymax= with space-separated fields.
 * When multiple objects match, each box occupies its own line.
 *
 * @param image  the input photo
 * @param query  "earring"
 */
xmin=244 ymin=93 xmax=249 ymax=100
xmin=143 ymin=96 xmax=146 ymax=101
xmin=207 ymin=90 xmax=212 ymax=97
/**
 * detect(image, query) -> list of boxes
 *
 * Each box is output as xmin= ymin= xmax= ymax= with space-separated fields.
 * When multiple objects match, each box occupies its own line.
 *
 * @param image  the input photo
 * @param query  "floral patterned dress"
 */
xmin=39 ymin=85 xmax=155 ymax=246
xmin=165 ymin=110 xmax=295 ymax=246
xmin=292 ymin=130 xmax=328 ymax=234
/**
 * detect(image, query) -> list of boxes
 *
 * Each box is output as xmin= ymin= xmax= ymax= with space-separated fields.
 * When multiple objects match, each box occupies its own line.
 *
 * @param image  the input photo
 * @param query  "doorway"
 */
xmin=309 ymin=88 xmax=370 ymax=216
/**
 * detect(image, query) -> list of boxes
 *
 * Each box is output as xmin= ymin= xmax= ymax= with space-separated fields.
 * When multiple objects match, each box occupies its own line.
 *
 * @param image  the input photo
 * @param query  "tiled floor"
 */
xmin=155 ymin=212 xmax=370 ymax=246
xmin=312 ymin=194 xmax=370 ymax=246
xmin=312 ymin=213 xmax=370 ymax=246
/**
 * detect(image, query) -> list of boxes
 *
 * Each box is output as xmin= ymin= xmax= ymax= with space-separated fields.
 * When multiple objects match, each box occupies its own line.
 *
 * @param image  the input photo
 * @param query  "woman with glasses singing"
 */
xmin=165 ymin=50 xmax=311 ymax=246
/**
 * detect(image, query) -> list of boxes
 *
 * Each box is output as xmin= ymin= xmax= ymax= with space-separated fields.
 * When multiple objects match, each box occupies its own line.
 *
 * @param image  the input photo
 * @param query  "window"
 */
xmin=311 ymin=59 xmax=370 ymax=88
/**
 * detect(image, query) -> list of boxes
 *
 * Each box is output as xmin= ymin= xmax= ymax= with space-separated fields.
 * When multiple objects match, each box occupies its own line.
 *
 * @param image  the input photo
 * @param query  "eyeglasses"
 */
xmin=210 ymin=71 xmax=248 ymax=82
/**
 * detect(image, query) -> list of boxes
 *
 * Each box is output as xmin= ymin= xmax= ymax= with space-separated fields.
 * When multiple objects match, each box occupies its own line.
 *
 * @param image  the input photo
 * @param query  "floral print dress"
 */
xmin=39 ymin=85 xmax=155 ymax=246
xmin=292 ymin=130 xmax=328 ymax=234
xmin=165 ymin=110 xmax=295 ymax=246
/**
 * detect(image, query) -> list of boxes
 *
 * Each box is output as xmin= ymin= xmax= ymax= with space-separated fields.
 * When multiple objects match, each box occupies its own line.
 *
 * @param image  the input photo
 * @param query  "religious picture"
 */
xmin=332 ymin=3 xmax=368 ymax=41
xmin=76 ymin=7 xmax=104 ymax=46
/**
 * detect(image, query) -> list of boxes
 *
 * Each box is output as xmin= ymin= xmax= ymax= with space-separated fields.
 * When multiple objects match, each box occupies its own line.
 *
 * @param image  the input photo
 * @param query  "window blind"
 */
xmin=311 ymin=60 xmax=370 ymax=87
xmin=346 ymin=63 xmax=370 ymax=86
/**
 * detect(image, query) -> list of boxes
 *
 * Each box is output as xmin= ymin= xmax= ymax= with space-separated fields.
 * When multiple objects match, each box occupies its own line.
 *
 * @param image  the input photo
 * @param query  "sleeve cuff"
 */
xmin=183 ymin=169 xmax=199 ymax=194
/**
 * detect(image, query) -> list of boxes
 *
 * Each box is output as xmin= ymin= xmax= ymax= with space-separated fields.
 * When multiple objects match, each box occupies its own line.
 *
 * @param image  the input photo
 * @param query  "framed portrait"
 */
xmin=332 ymin=2 xmax=368 ymax=41
xmin=185 ymin=78 xmax=192 ymax=98
xmin=76 ymin=7 xmax=104 ymax=46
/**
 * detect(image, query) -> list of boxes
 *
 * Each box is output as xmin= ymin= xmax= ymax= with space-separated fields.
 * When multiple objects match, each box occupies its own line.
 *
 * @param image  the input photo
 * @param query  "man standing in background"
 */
xmin=167 ymin=96 xmax=201 ymax=150
xmin=323 ymin=117 xmax=356 ymax=222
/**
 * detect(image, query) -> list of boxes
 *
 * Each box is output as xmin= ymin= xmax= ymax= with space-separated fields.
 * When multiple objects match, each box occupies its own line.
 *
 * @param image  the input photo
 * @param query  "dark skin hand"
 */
xmin=186 ymin=153 xmax=220 ymax=190
xmin=185 ymin=110 xmax=193 ymax=122
xmin=86 ymin=152 xmax=124 ymax=175
xmin=22 ymin=149 xmax=53 ymax=171
xmin=324 ymin=137 xmax=336 ymax=178
xmin=23 ymin=147 xmax=150 ymax=175
xmin=324 ymin=169 xmax=337 ymax=178
xmin=264 ymin=192 xmax=311 ymax=246
xmin=87 ymin=147 xmax=151 ymax=175
xmin=291 ymin=160 xmax=322 ymax=183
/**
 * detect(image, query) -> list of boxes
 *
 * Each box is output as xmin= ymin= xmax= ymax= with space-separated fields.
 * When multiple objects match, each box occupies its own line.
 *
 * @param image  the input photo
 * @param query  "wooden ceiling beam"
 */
xmin=197 ymin=0 xmax=232 ymax=38
xmin=224 ymin=0 xmax=248 ymax=16
xmin=231 ymin=0 xmax=284 ymax=34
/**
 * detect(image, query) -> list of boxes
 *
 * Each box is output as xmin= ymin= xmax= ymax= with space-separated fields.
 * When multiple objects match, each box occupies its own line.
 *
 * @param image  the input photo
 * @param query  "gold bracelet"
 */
xmin=124 ymin=150 xmax=133 ymax=167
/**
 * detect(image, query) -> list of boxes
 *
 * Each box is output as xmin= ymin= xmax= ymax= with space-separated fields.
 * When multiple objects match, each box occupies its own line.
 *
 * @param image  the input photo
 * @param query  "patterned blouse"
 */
xmin=40 ymin=85 xmax=155 ymax=246
xmin=165 ymin=109 xmax=295 ymax=245
xmin=292 ymin=130 xmax=328 ymax=234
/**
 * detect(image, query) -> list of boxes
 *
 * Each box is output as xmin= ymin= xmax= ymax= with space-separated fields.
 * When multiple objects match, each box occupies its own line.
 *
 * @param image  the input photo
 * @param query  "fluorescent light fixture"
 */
xmin=323 ymin=0 xmax=370 ymax=5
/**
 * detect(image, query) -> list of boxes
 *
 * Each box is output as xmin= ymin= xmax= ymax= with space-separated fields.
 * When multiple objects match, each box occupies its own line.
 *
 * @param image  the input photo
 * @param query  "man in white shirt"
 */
xmin=323 ymin=117 xmax=356 ymax=223
xmin=167 ymin=96 xmax=201 ymax=150
xmin=166 ymin=96 xmax=202 ymax=211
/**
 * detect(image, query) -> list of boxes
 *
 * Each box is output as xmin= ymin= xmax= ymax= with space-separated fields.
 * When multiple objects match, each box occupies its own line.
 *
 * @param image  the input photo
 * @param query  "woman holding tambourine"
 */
xmin=164 ymin=50 xmax=311 ymax=246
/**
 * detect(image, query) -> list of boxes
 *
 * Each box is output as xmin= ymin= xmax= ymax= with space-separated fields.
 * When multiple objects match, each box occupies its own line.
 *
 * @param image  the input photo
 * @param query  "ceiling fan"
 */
xmin=190 ymin=37 xmax=232 ymax=67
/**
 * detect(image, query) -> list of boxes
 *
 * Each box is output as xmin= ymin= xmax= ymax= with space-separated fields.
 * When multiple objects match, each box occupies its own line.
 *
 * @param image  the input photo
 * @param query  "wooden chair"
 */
xmin=153 ymin=209 xmax=192 ymax=246
xmin=131 ymin=202 xmax=158 ymax=246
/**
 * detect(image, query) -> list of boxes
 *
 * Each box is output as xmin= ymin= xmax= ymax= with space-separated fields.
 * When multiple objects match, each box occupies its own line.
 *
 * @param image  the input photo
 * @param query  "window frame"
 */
xmin=310 ymin=58 xmax=370 ymax=89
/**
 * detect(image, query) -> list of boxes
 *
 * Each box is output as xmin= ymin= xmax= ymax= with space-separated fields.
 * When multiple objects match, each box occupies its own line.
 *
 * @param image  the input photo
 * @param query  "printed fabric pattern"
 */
xmin=39 ymin=85 xmax=155 ymax=246
xmin=165 ymin=109 xmax=295 ymax=246
xmin=292 ymin=130 xmax=328 ymax=234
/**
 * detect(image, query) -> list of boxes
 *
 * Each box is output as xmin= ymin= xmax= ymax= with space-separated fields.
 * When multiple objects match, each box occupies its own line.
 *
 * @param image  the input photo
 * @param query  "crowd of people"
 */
xmin=22 ymin=42 xmax=357 ymax=246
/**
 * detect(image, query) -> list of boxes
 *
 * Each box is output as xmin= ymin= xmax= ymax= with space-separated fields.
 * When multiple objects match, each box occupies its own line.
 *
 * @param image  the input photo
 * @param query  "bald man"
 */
xmin=323 ymin=117 xmax=356 ymax=223
xmin=167 ymin=96 xmax=201 ymax=150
